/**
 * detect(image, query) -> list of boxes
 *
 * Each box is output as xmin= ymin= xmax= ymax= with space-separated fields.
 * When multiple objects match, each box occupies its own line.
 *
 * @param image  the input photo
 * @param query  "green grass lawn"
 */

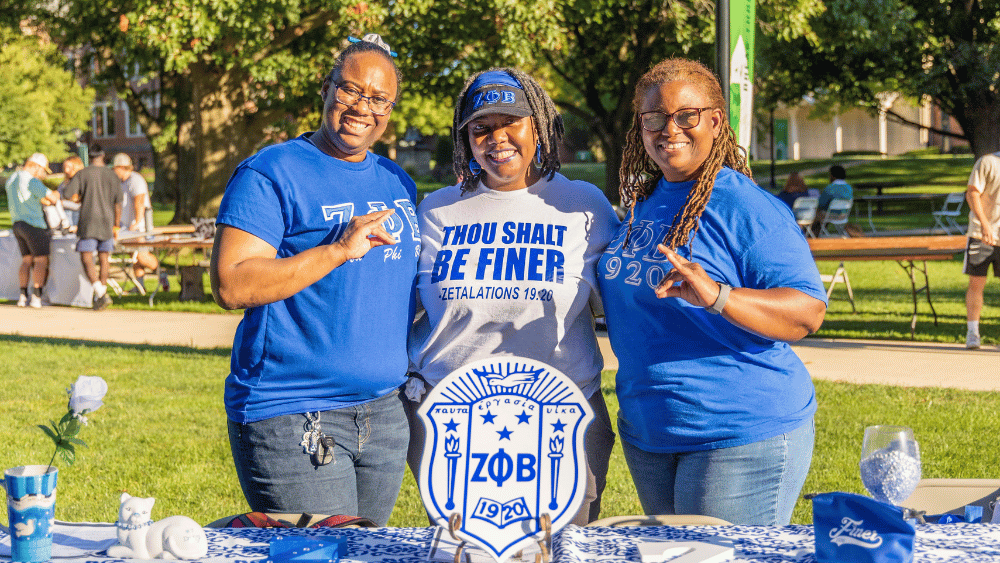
xmin=0 ymin=339 xmax=994 ymax=527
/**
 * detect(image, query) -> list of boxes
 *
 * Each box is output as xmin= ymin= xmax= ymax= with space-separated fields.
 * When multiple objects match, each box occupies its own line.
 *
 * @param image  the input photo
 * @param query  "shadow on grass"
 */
xmin=0 ymin=333 xmax=231 ymax=357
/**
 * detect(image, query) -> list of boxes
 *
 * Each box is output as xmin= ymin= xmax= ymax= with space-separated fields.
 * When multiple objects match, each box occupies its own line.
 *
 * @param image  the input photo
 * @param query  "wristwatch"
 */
xmin=706 ymin=283 xmax=731 ymax=315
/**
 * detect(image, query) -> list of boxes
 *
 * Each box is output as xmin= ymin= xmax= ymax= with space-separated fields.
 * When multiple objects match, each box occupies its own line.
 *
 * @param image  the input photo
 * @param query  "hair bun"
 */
xmin=349 ymin=33 xmax=397 ymax=57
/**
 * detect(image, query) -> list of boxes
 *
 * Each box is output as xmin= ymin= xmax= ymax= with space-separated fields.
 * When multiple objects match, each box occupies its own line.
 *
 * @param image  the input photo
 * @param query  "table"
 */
xmin=117 ymin=233 xmax=214 ymax=304
xmin=809 ymin=235 xmax=967 ymax=338
xmin=0 ymin=232 xmax=93 ymax=308
xmin=3 ymin=522 xmax=1000 ymax=562
xmin=855 ymin=193 xmax=948 ymax=233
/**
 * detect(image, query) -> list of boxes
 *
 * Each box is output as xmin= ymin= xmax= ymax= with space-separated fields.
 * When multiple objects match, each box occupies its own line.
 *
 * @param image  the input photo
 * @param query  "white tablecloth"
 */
xmin=3 ymin=522 xmax=1000 ymax=562
xmin=0 ymin=232 xmax=93 ymax=308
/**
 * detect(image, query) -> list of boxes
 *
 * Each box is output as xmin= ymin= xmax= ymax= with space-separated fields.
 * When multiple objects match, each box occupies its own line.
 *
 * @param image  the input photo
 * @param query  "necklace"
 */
xmin=116 ymin=521 xmax=152 ymax=530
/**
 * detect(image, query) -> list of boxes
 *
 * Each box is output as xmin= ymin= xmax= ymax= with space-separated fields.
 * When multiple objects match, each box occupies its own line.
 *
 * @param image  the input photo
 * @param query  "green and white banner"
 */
xmin=728 ymin=0 xmax=756 ymax=151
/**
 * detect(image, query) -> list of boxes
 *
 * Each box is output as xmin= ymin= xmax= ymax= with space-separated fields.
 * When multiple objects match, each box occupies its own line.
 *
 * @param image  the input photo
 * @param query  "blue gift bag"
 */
xmin=811 ymin=492 xmax=915 ymax=563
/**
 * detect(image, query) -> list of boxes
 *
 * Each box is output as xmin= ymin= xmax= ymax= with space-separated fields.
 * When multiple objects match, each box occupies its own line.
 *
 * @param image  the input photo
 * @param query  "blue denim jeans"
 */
xmin=228 ymin=389 xmax=409 ymax=526
xmin=620 ymin=417 xmax=814 ymax=525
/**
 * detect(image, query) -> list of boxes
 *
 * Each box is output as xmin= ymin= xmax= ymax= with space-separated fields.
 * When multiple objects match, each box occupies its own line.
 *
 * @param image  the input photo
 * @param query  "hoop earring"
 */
xmin=535 ymin=143 xmax=542 ymax=165
xmin=469 ymin=159 xmax=482 ymax=174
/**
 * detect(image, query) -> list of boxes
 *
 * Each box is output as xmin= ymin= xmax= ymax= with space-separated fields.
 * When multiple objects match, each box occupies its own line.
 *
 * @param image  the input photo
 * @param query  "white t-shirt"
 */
xmin=967 ymin=152 xmax=1000 ymax=239
xmin=120 ymin=172 xmax=151 ymax=231
xmin=409 ymin=172 xmax=620 ymax=397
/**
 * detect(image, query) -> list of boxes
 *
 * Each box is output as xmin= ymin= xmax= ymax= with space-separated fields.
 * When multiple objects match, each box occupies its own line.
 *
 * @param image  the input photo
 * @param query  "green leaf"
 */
xmin=67 ymin=438 xmax=88 ymax=447
xmin=37 ymin=424 xmax=58 ymax=441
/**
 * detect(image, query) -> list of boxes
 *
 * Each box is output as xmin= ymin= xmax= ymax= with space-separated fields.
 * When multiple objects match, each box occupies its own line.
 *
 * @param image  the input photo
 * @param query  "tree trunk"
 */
xmin=959 ymin=101 xmax=1000 ymax=159
xmin=155 ymin=61 xmax=281 ymax=223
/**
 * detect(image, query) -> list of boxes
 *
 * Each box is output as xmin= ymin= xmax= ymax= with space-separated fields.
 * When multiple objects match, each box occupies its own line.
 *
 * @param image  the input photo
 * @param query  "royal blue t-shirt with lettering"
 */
xmin=597 ymin=168 xmax=827 ymax=453
xmin=217 ymin=134 xmax=420 ymax=423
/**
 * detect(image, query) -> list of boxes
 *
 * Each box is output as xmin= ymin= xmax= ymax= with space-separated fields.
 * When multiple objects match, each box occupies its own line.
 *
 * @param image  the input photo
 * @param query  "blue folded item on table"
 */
xmin=811 ymin=491 xmax=915 ymax=563
xmin=929 ymin=504 xmax=983 ymax=524
xmin=267 ymin=535 xmax=346 ymax=562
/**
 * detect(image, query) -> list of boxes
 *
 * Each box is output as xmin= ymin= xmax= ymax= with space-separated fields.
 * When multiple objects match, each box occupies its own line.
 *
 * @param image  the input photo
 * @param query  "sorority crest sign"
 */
xmin=418 ymin=357 xmax=594 ymax=563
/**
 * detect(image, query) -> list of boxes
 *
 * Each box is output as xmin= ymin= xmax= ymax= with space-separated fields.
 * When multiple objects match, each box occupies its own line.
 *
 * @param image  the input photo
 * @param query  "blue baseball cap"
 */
xmin=458 ymin=71 xmax=533 ymax=130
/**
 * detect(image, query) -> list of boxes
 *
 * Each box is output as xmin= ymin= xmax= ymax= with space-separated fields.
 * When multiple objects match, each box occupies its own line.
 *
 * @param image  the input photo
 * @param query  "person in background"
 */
xmin=818 ymin=164 xmax=852 ymax=211
xmin=112 ymin=153 xmax=159 ymax=290
xmin=5 ymin=153 xmax=59 ymax=308
xmin=211 ymin=33 xmax=417 ymax=526
xmin=58 ymin=156 xmax=84 ymax=229
xmin=406 ymin=68 xmax=620 ymax=525
xmin=64 ymin=146 xmax=123 ymax=310
xmin=776 ymin=171 xmax=809 ymax=208
xmin=963 ymin=151 xmax=1000 ymax=349
xmin=598 ymin=58 xmax=827 ymax=526
xmin=112 ymin=153 xmax=153 ymax=232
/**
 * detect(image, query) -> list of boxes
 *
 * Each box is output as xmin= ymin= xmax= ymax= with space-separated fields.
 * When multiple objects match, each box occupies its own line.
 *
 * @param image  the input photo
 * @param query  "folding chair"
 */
xmin=820 ymin=261 xmax=856 ymax=313
xmin=932 ymin=192 xmax=966 ymax=234
xmin=792 ymin=196 xmax=819 ymax=238
xmin=819 ymin=198 xmax=853 ymax=237
xmin=586 ymin=514 xmax=733 ymax=527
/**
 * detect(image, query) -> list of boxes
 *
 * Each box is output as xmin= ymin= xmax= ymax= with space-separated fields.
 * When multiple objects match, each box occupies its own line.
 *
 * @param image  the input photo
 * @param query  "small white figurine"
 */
xmin=106 ymin=492 xmax=208 ymax=560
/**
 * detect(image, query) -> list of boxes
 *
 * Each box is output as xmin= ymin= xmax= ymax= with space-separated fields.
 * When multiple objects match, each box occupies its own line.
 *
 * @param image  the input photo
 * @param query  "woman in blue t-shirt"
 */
xmin=596 ymin=58 xmax=828 ymax=525
xmin=210 ymin=34 xmax=419 ymax=526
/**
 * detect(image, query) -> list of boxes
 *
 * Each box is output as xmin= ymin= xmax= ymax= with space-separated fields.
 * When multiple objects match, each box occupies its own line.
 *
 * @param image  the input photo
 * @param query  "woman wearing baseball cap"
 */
xmin=406 ymin=68 xmax=620 ymax=524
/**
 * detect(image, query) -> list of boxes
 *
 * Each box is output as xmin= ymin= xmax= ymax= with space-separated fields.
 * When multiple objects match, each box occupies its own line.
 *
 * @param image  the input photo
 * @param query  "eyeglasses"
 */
xmin=334 ymin=84 xmax=395 ymax=116
xmin=639 ymin=107 xmax=714 ymax=132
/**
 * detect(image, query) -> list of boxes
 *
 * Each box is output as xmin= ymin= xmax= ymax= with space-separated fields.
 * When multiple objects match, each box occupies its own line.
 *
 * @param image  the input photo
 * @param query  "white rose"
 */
xmin=68 ymin=375 xmax=108 ymax=414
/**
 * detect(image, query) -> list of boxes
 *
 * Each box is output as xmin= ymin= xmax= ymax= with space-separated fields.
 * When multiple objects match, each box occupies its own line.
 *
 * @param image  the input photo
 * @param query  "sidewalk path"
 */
xmin=2 ymin=305 xmax=996 ymax=391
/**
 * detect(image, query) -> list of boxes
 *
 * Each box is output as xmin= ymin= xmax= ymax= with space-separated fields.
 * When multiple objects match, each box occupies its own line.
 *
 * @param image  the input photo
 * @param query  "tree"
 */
xmin=539 ymin=0 xmax=822 ymax=202
xmin=33 ymin=0 xmax=564 ymax=222
xmin=760 ymin=0 xmax=1000 ymax=159
xmin=0 ymin=27 xmax=94 ymax=168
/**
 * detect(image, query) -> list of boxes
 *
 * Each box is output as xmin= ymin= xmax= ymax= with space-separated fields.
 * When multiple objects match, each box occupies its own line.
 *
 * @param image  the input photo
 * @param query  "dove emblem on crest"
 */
xmin=473 ymin=363 xmax=543 ymax=387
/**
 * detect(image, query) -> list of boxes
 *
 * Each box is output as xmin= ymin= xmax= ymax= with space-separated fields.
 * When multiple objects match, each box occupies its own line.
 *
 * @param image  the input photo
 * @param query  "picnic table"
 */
xmin=117 ymin=232 xmax=214 ymax=305
xmin=808 ymin=235 xmax=967 ymax=338
xmin=854 ymin=192 xmax=949 ymax=233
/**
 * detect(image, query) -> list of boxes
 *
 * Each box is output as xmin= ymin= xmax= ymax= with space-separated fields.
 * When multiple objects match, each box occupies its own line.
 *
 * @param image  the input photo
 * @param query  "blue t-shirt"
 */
xmin=217 ymin=134 xmax=420 ymax=423
xmin=597 ymin=168 xmax=827 ymax=453
xmin=819 ymin=180 xmax=852 ymax=210
xmin=5 ymin=170 xmax=49 ymax=229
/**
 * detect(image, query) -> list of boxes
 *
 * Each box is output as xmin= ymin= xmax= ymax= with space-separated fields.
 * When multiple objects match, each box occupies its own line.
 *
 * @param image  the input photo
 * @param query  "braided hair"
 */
xmin=452 ymin=68 xmax=564 ymax=195
xmin=619 ymin=58 xmax=751 ymax=250
xmin=324 ymin=35 xmax=402 ymax=99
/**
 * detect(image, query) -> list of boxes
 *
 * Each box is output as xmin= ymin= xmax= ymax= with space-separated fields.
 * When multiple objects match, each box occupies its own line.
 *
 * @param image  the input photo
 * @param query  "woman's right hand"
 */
xmin=334 ymin=209 xmax=398 ymax=259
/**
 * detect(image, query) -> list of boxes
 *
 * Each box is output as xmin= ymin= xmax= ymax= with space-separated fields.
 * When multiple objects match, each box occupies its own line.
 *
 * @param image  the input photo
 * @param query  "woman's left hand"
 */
xmin=654 ymin=245 xmax=721 ymax=307
xmin=654 ymin=244 xmax=826 ymax=341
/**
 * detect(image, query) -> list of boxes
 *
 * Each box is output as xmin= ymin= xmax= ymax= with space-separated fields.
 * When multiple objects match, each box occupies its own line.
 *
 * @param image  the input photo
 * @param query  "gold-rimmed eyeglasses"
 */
xmin=639 ymin=107 xmax=714 ymax=132
xmin=334 ymin=84 xmax=396 ymax=116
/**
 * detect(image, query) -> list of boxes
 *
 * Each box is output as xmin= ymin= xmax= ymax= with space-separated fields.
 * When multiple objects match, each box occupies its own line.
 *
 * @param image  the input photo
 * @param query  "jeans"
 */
xmin=228 ymin=389 xmax=409 ymax=526
xmin=621 ymin=417 xmax=814 ymax=525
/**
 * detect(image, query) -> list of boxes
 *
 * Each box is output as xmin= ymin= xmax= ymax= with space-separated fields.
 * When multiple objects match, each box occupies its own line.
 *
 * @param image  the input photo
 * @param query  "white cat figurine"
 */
xmin=106 ymin=492 xmax=208 ymax=560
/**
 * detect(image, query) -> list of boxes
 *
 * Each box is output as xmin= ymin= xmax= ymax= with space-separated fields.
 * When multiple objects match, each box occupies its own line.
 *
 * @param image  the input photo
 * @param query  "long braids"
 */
xmin=452 ymin=68 xmax=564 ymax=195
xmin=619 ymin=58 xmax=751 ymax=250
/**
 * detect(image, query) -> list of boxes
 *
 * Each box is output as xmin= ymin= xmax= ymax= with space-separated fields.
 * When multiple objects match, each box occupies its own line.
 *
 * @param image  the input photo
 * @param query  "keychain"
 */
xmin=300 ymin=412 xmax=336 ymax=466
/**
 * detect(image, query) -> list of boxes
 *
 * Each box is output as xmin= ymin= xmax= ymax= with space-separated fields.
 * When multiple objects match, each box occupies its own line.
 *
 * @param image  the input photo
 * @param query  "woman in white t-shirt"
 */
xmin=406 ymin=68 xmax=620 ymax=525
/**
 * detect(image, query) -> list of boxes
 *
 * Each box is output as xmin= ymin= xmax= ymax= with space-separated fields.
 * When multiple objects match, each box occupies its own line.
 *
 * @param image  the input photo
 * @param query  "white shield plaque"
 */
xmin=418 ymin=357 xmax=594 ymax=563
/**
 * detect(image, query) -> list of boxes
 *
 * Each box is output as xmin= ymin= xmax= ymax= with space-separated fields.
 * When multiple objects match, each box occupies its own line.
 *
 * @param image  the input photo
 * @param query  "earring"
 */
xmin=535 ymin=143 xmax=542 ymax=165
xmin=469 ymin=159 xmax=482 ymax=174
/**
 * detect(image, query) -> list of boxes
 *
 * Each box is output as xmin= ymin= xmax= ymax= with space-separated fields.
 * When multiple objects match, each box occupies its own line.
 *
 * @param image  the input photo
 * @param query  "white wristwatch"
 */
xmin=707 ymin=283 xmax=731 ymax=315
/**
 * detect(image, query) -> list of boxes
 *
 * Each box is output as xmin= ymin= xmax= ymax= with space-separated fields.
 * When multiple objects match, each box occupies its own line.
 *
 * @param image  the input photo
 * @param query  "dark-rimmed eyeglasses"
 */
xmin=639 ymin=107 xmax=714 ymax=132
xmin=334 ymin=84 xmax=395 ymax=116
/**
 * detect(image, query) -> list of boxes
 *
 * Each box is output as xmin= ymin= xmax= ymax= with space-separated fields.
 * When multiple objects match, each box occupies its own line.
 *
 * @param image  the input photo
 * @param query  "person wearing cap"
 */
xmin=4 ymin=153 xmax=60 ymax=308
xmin=64 ymin=146 xmax=123 ymax=310
xmin=406 ymin=68 xmax=620 ymax=525
xmin=111 ymin=153 xmax=159 ymax=290
xmin=211 ymin=34 xmax=416 ymax=526
xmin=111 ymin=153 xmax=153 ymax=232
